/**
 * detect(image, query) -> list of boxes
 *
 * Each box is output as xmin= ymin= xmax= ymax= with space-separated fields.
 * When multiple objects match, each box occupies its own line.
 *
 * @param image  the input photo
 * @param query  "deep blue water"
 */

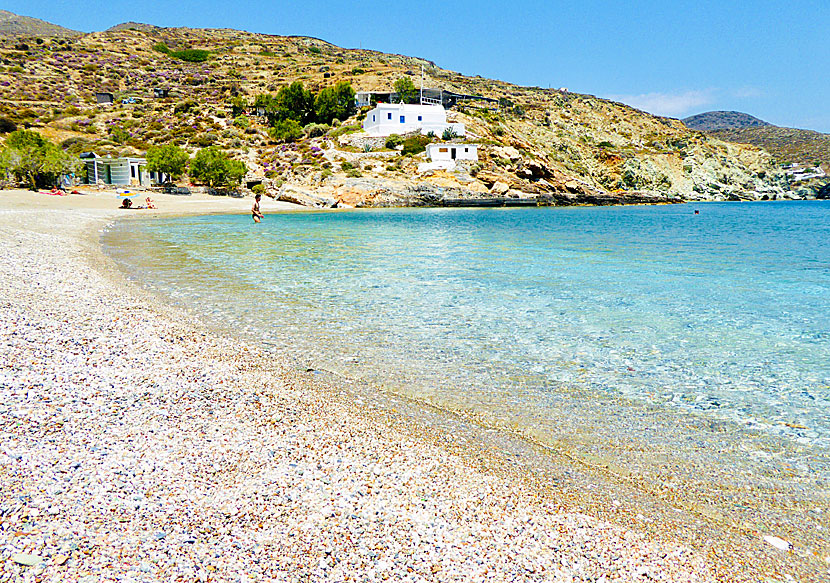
xmin=104 ymin=201 xmax=830 ymax=478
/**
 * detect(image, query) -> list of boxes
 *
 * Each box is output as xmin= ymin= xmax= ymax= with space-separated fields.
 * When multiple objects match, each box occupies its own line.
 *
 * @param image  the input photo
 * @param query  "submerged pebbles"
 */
xmin=0 ymin=208 xmax=717 ymax=582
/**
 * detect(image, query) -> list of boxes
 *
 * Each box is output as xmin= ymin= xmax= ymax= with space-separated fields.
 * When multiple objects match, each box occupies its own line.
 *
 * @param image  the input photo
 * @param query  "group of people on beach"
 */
xmin=119 ymin=197 xmax=156 ymax=210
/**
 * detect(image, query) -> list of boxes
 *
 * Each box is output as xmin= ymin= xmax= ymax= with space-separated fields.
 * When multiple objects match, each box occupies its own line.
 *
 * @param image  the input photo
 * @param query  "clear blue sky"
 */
xmin=10 ymin=0 xmax=830 ymax=132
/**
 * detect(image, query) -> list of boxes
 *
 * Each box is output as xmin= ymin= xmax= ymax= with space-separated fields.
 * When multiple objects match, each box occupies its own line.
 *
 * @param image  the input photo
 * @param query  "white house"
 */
xmin=81 ymin=154 xmax=151 ymax=186
xmin=362 ymin=103 xmax=465 ymax=137
xmin=418 ymin=143 xmax=478 ymax=173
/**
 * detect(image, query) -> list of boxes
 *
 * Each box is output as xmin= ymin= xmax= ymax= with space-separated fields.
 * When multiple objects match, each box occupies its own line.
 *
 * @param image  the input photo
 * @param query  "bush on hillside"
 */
xmin=269 ymin=119 xmax=303 ymax=142
xmin=190 ymin=146 xmax=246 ymax=188
xmin=303 ymin=123 xmax=329 ymax=138
xmin=146 ymin=144 xmax=189 ymax=181
xmin=402 ymin=135 xmax=431 ymax=156
xmin=0 ymin=117 xmax=17 ymax=133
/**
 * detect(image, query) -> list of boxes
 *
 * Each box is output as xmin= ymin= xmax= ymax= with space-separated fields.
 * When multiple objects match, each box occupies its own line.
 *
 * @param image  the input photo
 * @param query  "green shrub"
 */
xmin=172 ymin=49 xmax=210 ymax=63
xmin=304 ymin=122 xmax=329 ymax=137
xmin=402 ymin=135 xmax=430 ymax=155
xmin=109 ymin=126 xmax=129 ymax=144
xmin=174 ymin=99 xmax=198 ymax=115
xmin=340 ymin=161 xmax=355 ymax=171
xmin=152 ymin=42 xmax=171 ymax=54
xmin=385 ymin=134 xmax=404 ymax=149
xmin=192 ymin=133 xmax=218 ymax=147
xmin=233 ymin=115 xmax=250 ymax=128
xmin=251 ymin=183 xmax=265 ymax=194
xmin=268 ymin=119 xmax=303 ymax=142
xmin=308 ymin=46 xmax=321 ymax=54
xmin=442 ymin=127 xmax=458 ymax=140
xmin=0 ymin=117 xmax=17 ymax=133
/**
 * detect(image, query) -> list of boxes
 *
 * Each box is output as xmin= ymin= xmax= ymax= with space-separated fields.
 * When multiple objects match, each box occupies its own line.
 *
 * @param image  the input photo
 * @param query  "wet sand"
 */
xmin=0 ymin=189 xmax=817 ymax=582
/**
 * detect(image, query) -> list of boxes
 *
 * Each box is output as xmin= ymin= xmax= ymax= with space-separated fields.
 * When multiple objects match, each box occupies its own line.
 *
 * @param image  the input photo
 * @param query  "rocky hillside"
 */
xmin=0 ymin=10 xmax=80 ymax=39
xmin=0 ymin=21 xmax=798 ymax=206
xmin=708 ymin=126 xmax=830 ymax=169
xmin=682 ymin=111 xmax=770 ymax=132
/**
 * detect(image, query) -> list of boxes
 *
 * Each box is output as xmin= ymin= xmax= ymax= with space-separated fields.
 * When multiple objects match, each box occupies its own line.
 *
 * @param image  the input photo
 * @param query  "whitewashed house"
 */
xmin=418 ymin=143 xmax=478 ymax=172
xmin=362 ymin=103 xmax=465 ymax=137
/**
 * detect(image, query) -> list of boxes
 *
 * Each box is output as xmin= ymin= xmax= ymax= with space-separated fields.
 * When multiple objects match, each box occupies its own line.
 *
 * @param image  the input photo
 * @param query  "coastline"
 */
xmin=0 ymin=190 xmax=816 ymax=582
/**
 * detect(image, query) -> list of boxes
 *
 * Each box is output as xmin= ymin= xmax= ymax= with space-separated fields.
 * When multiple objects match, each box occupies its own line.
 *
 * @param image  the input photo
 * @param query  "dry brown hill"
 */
xmin=0 ymin=10 xmax=81 ymax=38
xmin=0 ymin=25 xmax=796 ymax=205
xmin=709 ymin=126 xmax=830 ymax=169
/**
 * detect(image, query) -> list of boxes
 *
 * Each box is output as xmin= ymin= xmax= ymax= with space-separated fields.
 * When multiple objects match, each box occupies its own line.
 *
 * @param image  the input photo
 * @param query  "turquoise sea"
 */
xmin=104 ymin=201 xmax=830 ymax=537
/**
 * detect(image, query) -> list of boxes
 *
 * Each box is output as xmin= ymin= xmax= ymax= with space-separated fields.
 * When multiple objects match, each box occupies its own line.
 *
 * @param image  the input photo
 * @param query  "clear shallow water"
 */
xmin=104 ymin=202 xmax=830 ymax=479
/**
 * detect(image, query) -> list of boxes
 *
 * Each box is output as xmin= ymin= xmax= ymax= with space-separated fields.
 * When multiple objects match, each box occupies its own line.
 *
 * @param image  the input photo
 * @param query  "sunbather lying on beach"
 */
xmin=146 ymin=197 xmax=156 ymax=209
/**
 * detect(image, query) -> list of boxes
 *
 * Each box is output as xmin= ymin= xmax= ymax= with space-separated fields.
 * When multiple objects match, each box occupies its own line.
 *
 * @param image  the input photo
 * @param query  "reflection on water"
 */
xmin=104 ymin=203 xmax=830 ymax=492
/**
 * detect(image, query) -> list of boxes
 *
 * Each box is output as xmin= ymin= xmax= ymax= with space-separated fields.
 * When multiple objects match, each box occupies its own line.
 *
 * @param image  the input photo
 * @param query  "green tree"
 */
xmin=314 ymin=81 xmax=356 ymax=125
xmin=190 ymin=147 xmax=246 ymax=188
xmin=268 ymin=119 xmax=303 ymax=143
xmin=0 ymin=130 xmax=80 ymax=190
xmin=394 ymin=76 xmax=418 ymax=104
xmin=275 ymin=81 xmax=316 ymax=125
xmin=146 ymin=144 xmax=189 ymax=182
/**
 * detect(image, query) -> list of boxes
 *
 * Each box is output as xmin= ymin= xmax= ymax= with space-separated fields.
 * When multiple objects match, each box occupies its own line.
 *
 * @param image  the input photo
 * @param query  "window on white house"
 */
xmin=418 ymin=116 xmax=422 ymax=121
xmin=387 ymin=113 xmax=392 ymax=120
xmin=372 ymin=115 xmax=375 ymax=122
xmin=400 ymin=116 xmax=405 ymax=123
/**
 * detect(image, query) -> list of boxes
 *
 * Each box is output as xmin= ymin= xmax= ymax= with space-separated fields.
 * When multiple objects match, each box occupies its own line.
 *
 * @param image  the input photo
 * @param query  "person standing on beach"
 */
xmin=252 ymin=193 xmax=264 ymax=223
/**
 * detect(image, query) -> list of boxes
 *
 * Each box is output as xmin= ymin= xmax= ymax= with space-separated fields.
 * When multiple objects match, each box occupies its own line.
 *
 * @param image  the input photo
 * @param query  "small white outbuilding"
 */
xmin=418 ymin=143 xmax=479 ymax=173
xmin=362 ymin=103 xmax=465 ymax=137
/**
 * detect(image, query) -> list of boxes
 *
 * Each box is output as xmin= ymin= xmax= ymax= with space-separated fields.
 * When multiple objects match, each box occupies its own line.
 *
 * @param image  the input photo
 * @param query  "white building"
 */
xmin=362 ymin=103 xmax=464 ymax=137
xmin=81 ymin=154 xmax=151 ymax=186
xmin=418 ymin=143 xmax=478 ymax=173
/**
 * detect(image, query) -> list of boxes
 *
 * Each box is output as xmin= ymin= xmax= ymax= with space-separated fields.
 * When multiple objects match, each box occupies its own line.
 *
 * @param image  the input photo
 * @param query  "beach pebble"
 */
xmin=763 ymin=535 xmax=792 ymax=551
xmin=12 ymin=553 xmax=44 ymax=566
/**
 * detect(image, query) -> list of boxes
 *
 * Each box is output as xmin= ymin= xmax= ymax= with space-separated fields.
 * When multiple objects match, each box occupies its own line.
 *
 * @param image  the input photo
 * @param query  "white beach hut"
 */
xmin=81 ymin=154 xmax=150 ymax=186
xmin=418 ymin=143 xmax=478 ymax=172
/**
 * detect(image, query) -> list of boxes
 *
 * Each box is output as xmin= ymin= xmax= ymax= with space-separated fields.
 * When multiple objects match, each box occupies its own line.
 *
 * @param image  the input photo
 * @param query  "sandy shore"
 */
xmin=0 ymin=189 xmax=807 ymax=582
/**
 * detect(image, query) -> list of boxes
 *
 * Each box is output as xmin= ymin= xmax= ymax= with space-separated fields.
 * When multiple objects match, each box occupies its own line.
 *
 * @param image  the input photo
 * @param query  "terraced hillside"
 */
xmin=0 ymin=22 xmax=795 ymax=206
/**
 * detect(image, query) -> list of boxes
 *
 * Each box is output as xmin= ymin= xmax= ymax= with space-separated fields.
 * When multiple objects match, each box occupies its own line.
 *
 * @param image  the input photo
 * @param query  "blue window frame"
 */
xmin=387 ymin=112 xmax=392 ymax=120
xmin=372 ymin=115 xmax=375 ymax=122
xmin=400 ymin=115 xmax=405 ymax=123
xmin=418 ymin=115 xmax=422 ymax=121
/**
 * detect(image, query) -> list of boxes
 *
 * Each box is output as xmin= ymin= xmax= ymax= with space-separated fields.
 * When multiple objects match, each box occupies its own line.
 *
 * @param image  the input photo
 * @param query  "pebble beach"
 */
xmin=0 ymin=190 xmax=810 ymax=582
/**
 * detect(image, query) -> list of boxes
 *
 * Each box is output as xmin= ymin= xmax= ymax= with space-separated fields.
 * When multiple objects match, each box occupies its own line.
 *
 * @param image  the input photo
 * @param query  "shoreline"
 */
xmin=0 ymin=190 xmax=819 ymax=581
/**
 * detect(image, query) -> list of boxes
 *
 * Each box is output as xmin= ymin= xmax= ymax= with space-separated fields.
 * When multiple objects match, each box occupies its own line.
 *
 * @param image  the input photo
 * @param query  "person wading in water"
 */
xmin=252 ymin=193 xmax=264 ymax=223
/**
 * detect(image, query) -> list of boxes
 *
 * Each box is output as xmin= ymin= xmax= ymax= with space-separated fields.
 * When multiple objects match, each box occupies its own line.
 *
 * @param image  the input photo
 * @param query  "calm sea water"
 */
xmin=104 ymin=201 xmax=830 ymax=485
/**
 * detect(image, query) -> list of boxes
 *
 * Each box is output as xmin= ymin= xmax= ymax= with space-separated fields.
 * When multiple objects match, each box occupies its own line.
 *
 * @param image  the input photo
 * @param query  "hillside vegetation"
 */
xmin=682 ymin=111 xmax=770 ymax=132
xmin=709 ymin=126 xmax=830 ymax=169
xmin=683 ymin=110 xmax=830 ymax=171
xmin=0 ymin=10 xmax=80 ymax=39
xmin=0 ymin=20 xmax=797 ymax=206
